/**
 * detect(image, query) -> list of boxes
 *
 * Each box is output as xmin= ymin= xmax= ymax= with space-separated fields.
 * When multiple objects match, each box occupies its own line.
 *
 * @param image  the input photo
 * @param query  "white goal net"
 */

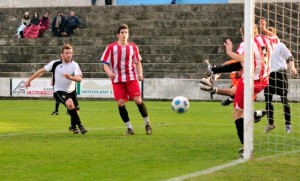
xmin=250 ymin=1 xmax=300 ymax=159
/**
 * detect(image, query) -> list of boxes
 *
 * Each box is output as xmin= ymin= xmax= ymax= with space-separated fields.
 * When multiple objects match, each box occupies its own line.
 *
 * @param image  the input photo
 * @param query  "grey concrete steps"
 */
xmin=0 ymin=44 xmax=229 ymax=56
xmin=72 ymin=27 xmax=240 ymax=37
xmin=81 ymin=19 xmax=243 ymax=30
xmin=0 ymin=39 xmax=233 ymax=66
xmin=0 ymin=62 xmax=205 ymax=79
xmin=1 ymin=45 xmax=206 ymax=56
xmin=0 ymin=3 xmax=244 ymax=25
xmin=0 ymin=35 xmax=242 ymax=46
xmin=0 ymin=4 xmax=244 ymax=19
xmin=1 ymin=18 xmax=243 ymax=30
xmin=1 ymin=26 xmax=241 ymax=38
xmin=0 ymin=72 xmax=106 ymax=78
xmin=0 ymin=71 xmax=203 ymax=79
xmin=83 ymin=10 xmax=244 ymax=22
xmin=0 ymin=62 xmax=201 ymax=71
xmin=0 ymin=4 xmax=246 ymax=79
xmin=0 ymin=52 xmax=229 ymax=65
xmin=0 ymin=62 xmax=102 ymax=75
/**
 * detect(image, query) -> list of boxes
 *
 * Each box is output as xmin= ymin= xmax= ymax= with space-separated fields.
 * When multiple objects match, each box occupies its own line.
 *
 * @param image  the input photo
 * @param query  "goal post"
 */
xmin=243 ymin=0 xmax=255 ymax=160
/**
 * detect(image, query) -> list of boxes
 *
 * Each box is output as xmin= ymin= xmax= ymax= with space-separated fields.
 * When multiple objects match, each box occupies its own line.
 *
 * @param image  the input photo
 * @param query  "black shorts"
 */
xmin=264 ymin=69 xmax=288 ymax=96
xmin=54 ymin=91 xmax=80 ymax=110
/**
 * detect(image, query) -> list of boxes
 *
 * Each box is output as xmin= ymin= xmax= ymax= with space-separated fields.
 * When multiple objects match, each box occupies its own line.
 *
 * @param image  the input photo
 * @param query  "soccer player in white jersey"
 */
xmin=101 ymin=24 xmax=152 ymax=135
xmin=260 ymin=21 xmax=298 ymax=133
xmin=224 ymin=24 xmax=274 ymax=156
xmin=25 ymin=44 xmax=87 ymax=134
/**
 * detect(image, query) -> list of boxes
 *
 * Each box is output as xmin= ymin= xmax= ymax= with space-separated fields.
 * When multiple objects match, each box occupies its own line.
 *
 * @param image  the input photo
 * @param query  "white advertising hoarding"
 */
xmin=12 ymin=78 xmax=53 ymax=97
xmin=3 ymin=78 xmax=300 ymax=100
xmin=77 ymin=79 xmax=114 ymax=98
xmin=77 ymin=79 xmax=142 ymax=98
xmin=11 ymin=78 xmax=117 ymax=98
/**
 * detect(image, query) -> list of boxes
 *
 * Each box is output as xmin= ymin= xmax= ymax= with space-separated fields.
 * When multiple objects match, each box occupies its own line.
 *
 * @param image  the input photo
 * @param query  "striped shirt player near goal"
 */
xmin=224 ymin=24 xmax=275 ymax=157
xmin=101 ymin=24 xmax=152 ymax=136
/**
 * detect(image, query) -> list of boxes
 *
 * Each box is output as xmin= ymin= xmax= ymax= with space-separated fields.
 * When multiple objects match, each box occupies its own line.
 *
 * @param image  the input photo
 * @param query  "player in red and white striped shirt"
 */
xmin=101 ymin=24 xmax=152 ymax=135
xmin=224 ymin=24 xmax=275 ymax=155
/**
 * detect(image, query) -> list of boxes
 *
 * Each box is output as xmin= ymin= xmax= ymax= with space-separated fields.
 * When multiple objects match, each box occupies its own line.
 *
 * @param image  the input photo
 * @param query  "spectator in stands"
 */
xmin=30 ymin=12 xmax=40 ymax=25
xmin=23 ymin=12 xmax=40 ymax=38
xmin=171 ymin=0 xmax=176 ymax=4
xmin=105 ymin=0 xmax=112 ymax=5
xmin=39 ymin=11 xmax=50 ymax=37
xmin=91 ymin=0 xmax=96 ymax=6
xmin=51 ymin=11 xmax=66 ymax=37
xmin=61 ymin=11 xmax=80 ymax=37
xmin=22 ymin=12 xmax=31 ymax=26
xmin=16 ymin=12 xmax=30 ymax=38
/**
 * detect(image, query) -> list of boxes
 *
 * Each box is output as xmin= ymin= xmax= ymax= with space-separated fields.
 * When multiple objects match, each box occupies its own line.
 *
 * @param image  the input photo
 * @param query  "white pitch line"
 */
xmin=0 ymin=126 xmax=126 ymax=137
xmin=164 ymin=159 xmax=247 ymax=181
xmin=0 ymin=122 xmax=233 ymax=137
xmin=165 ymin=149 xmax=300 ymax=181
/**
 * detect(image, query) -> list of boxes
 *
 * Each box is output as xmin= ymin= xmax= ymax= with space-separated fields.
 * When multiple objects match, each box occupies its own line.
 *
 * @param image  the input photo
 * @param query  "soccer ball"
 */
xmin=171 ymin=96 xmax=190 ymax=114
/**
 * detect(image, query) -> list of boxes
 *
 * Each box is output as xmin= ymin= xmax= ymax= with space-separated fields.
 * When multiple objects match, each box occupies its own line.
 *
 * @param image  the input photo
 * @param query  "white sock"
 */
xmin=143 ymin=117 xmax=150 ymax=125
xmin=125 ymin=121 xmax=133 ymax=129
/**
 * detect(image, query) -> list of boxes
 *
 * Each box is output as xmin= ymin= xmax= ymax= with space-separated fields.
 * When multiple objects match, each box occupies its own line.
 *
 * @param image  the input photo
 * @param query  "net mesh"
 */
xmin=254 ymin=1 xmax=300 ymax=158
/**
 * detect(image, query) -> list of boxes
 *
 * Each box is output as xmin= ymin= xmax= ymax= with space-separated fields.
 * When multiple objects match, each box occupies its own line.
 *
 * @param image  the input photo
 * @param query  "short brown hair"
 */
xmin=61 ymin=44 xmax=73 ymax=53
xmin=117 ymin=24 xmax=129 ymax=34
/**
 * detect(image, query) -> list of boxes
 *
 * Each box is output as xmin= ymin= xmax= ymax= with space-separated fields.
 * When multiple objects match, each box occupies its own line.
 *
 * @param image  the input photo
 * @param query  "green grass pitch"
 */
xmin=0 ymin=100 xmax=299 ymax=180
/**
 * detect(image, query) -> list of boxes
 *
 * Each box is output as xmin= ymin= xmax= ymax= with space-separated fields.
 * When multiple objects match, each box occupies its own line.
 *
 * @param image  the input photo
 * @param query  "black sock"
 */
xmin=212 ymin=62 xmax=243 ymax=74
xmin=235 ymin=118 xmax=244 ymax=144
xmin=284 ymin=104 xmax=291 ymax=125
xmin=119 ymin=106 xmax=129 ymax=123
xmin=137 ymin=102 xmax=148 ymax=117
xmin=266 ymin=103 xmax=274 ymax=125
xmin=68 ymin=109 xmax=81 ymax=127
xmin=55 ymin=101 xmax=60 ymax=112
xmin=281 ymin=96 xmax=291 ymax=125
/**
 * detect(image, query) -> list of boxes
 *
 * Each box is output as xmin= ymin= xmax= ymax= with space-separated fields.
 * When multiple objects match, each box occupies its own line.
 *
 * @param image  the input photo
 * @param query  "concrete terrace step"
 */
xmin=72 ymin=27 xmax=241 ymax=37
xmin=0 ymin=62 xmax=205 ymax=79
xmin=0 ymin=3 xmax=245 ymax=27
xmin=0 ymin=4 xmax=244 ymax=16
xmin=82 ymin=19 xmax=243 ymax=30
xmin=83 ymin=10 xmax=244 ymax=22
xmin=0 ymin=35 xmax=242 ymax=47
xmin=0 ymin=18 xmax=243 ymax=31
xmin=0 ymin=4 xmax=246 ymax=79
xmin=0 ymin=52 xmax=229 ymax=65
xmin=0 ymin=26 xmax=241 ymax=38
xmin=0 ymin=44 xmax=230 ymax=57
xmin=0 ymin=72 xmax=106 ymax=78
xmin=0 ymin=42 xmax=234 ymax=65
xmin=0 ymin=62 xmax=102 ymax=74
xmin=0 ymin=71 xmax=203 ymax=79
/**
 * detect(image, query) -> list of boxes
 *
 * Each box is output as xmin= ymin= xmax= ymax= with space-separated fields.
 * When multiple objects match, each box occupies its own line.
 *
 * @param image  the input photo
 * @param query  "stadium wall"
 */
xmin=1 ymin=78 xmax=300 ymax=101
xmin=0 ymin=0 xmax=298 ymax=7
xmin=116 ymin=0 xmax=228 ymax=6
